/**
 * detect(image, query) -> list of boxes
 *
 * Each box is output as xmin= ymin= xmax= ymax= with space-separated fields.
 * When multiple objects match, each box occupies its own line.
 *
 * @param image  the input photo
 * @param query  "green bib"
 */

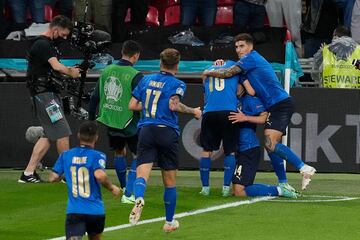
xmin=97 ymin=64 xmax=139 ymax=129
xmin=322 ymin=46 xmax=360 ymax=88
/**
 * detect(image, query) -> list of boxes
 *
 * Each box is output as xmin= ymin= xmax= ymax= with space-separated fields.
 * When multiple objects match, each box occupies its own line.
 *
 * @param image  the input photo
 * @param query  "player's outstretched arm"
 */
xmin=94 ymin=169 xmax=121 ymax=197
xmin=128 ymin=97 xmax=142 ymax=111
xmin=48 ymin=172 xmax=62 ymax=182
xmin=229 ymin=110 xmax=268 ymax=124
xmin=202 ymin=65 xmax=242 ymax=79
xmin=169 ymin=95 xmax=202 ymax=119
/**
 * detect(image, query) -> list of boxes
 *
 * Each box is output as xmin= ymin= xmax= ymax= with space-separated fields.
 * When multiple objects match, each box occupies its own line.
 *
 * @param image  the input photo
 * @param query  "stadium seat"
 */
xmin=164 ymin=5 xmax=180 ymax=26
xmin=146 ymin=6 xmax=160 ymax=26
xmin=125 ymin=6 xmax=160 ymax=26
xmin=285 ymin=29 xmax=292 ymax=42
xmin=217 ymin=0 xmax=235 ymax=6
xmin=44 ymin=5 xmax=53 ymax=22
xmin=166 ymin=0 xmax=180 ymax=6
xmin=215 ymin=6 xmax=233 ymax=25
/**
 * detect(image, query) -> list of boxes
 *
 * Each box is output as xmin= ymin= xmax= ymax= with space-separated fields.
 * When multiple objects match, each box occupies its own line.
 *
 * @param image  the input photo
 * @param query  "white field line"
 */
xmin=269 ymin=195 xmax=360 ymax=203
xmin=47 ymin=195 xmax=360 ymax=240
xmin=47 ymin=196 xmax=274 ymax=240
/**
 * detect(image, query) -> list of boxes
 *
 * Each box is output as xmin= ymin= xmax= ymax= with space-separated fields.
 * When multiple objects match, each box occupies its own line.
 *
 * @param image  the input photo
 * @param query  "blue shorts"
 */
xmin=265 ymin=97 xmax=294 ymax=135
xmin=137 ymin=125 xmax=179 ymax=170
xmin=232 ymin=147 xmax=260 ymax=187
xmin=65 ymin=214 xmax=105 ymax=239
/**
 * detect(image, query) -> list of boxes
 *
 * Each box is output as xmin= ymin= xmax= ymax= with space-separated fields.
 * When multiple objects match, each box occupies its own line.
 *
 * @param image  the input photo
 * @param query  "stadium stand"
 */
xmin=125 ymin=6 xmax=160 ymax=27
xmin=215 ymin=6 xmax=233 ymax=25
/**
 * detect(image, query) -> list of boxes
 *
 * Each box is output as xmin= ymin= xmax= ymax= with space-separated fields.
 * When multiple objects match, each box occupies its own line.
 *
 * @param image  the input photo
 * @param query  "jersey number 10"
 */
xmin=71 ymin=166 xmax=91 ymax=198
xmin=209 ymin=77 xmax=225 ymax=92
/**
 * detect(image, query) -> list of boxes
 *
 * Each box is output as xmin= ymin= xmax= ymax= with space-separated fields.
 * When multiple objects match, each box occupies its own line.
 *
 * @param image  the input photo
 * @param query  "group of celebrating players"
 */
xmin=21 ymin=15 xmax=316 ymax=240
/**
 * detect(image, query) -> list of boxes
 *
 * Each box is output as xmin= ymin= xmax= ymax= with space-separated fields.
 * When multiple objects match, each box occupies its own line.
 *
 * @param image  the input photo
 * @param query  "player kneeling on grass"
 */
xmin=49 ymin=121 xmax=121 ymax=240
xmin=229 ymin=94 xmax=299 ymax=198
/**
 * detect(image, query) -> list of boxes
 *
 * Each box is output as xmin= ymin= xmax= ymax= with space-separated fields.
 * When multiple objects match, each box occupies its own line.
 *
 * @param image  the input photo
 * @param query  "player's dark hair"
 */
xmin=122 ymin=40 xmax=141 ymax=57
xmin=160 ymin=48 xmax=180 ymax=70
xmin=333 ymin=26 xmax=351 ymax=38
xmin=78 ymin=121 xmax=99 ymax=142
xmin=234 ymin=33 xmax=254 ymax=44
xmin=49 ymin=15 xmax=73 ymax=30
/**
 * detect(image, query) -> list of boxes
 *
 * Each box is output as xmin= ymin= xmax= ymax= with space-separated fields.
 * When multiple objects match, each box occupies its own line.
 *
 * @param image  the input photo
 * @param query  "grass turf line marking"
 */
xmin=269 ymin=195 xmax=360 ymax=203
xmin=47 ymin=196 xmax=274 ymax=240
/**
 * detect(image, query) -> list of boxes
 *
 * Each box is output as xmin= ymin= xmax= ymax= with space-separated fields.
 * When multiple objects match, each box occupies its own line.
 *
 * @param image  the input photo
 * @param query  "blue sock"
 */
xmin=200 ymin=157 xmax=211 ymax=187
xmin=134 ymin=177 xmax=146 ymax=199
xmin=114 ymin=156 xmax=127 ymax=188
xmin=245 ymin=184 xmax=279 ymax=197
xmin=268 ymin=152 xmax=288 ymax=183
xmin=223 ymin=154 xmax=236 ymax=186
xmin=164 ymin=187 xmax=177 ymax=222
xmin=124 ymin=159 xmax=137 ymax=197
xmin=274 ymin=143 xmax=305 ymax=170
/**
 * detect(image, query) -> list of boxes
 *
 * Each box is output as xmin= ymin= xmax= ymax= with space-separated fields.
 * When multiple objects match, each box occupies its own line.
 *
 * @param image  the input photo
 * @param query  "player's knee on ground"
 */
xmin=233 ymin=184 xmax=247 ymax=197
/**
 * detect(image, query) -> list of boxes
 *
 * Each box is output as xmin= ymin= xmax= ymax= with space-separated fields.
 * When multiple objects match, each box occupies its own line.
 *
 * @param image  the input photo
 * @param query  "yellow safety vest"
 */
xmin=322 ymin=46 xmax=360 ymax=88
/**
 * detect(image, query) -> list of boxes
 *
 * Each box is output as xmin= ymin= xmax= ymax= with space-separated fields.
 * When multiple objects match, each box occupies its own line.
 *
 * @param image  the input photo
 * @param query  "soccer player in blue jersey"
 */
xmin=128 ymin=48 xmax=202 ymax=232
xmin=199 ymin=60 xmax=240 ymax=197
xmin=203 ymin=33 xmax=316 ymax=190
xmin=49 ymin=121 xmax=121 ymax=240
xmin=229 ymin=94 xmax=299 ymax=198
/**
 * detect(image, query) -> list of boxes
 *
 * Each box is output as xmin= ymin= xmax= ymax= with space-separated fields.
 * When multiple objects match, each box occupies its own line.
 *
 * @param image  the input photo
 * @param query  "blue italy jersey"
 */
xmin=235 ymin=50 xmax=289 ymax=109
xmin=203 ymin=61 xmax=239 ymax=113
xmin=52 ymin=146 xmax=107 ymax=215
xmin=238 ymin=95 xmax=266 ymax=152
xmin=132 ymin=71 xmax=186 ymax=135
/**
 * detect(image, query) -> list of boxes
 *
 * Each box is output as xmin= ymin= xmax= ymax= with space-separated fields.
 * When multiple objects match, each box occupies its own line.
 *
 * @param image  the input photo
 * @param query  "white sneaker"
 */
xmin=199 ymin=186 xmax=210 ymax=196
xmin=129 ymin=198 xmax=145 ymax=225
xmin=121 ymin=194 xmax=135 ymax=204
xmin=163 ymin=220 xmax=179 ymax=233
xmin=300 ymin=165 xmax=316 ymax=190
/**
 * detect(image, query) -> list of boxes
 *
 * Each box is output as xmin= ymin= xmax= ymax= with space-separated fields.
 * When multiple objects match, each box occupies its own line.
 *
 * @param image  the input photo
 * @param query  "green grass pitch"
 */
xmin=1 ymin=169 xmax=360 ymax=240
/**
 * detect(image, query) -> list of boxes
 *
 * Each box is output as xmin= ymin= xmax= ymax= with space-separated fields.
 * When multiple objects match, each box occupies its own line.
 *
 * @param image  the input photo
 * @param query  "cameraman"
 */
xmin=19 ymin=15 xmax=80 ymax=183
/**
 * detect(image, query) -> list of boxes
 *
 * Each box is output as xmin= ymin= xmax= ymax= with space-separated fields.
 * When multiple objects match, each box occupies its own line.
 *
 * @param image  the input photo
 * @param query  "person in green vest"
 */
xmin=312 ymin=25 xmax=360 ymax=88
xmin=89 ymin=40 xmax=143 ymax=204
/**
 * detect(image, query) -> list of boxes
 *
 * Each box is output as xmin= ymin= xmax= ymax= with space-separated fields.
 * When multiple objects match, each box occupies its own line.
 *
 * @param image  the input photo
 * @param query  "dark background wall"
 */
xmin=1 ymin=83 xmax=360 ymax=172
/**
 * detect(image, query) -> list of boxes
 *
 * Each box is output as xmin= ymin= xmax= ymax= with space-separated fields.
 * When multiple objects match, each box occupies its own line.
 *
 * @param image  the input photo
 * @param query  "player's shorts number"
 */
xmin=145 ymin=89 xmax=162 ymax=118
xmin=70 ymin=166 xmax=91 ymax=198
xmin=209 ymin=77 xmax=225 ymax=92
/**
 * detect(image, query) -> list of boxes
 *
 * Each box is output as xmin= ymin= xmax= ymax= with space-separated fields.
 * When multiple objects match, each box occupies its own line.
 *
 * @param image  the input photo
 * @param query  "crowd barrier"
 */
xmin=1 ymin=83 xmax=359 ymax=173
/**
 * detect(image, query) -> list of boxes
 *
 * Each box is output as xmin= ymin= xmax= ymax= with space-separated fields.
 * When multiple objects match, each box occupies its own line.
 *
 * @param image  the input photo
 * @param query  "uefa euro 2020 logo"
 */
xmin=104 ymin=76 xmax=122 ymax=102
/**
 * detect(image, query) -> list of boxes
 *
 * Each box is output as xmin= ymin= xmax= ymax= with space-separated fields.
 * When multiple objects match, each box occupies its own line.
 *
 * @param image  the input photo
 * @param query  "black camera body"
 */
xmin=71 ymin=21 xmax=111 ymax=57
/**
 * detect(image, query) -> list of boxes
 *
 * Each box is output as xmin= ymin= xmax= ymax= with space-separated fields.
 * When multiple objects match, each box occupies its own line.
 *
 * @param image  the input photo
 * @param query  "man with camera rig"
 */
xmin=19 ymin=15 xmax=81 ymax=183
xmin=89 ymin=40 xmax=143 ymax=204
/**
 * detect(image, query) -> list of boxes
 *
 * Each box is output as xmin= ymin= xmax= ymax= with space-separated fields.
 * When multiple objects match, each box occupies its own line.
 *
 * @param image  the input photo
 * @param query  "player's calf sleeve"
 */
xmin=114 ymin=156 xmax=127 ymax=188
xmin=273 ymin=143 xmax=305 ymax=170
xmin=134 ymin=177 xmax=146 ymax=199
xmin=164 ymin=187 xmax=177 ymax=222
xmin=268 ymin=152 xmax=288 ymax=183
xmin=125 ymin=159 xmax=137 ymax=197
xmin=223 ymin=154 xmax=236 ymax=186
xmin=200 ymin=157 xmax=211 ymax=187
xmin=245 ymin=184 xmax=279 ymax=197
